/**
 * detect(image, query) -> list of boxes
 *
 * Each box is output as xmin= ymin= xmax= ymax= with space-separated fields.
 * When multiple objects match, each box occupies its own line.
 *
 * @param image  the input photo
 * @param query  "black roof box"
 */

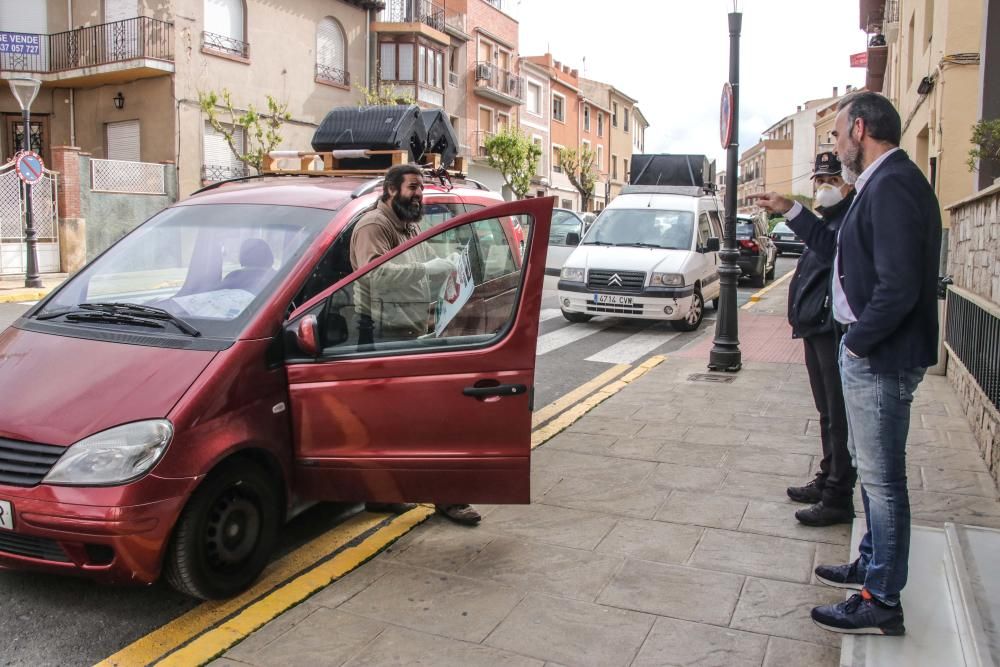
xmin=629 ymin=154 xmax=716 ymax=189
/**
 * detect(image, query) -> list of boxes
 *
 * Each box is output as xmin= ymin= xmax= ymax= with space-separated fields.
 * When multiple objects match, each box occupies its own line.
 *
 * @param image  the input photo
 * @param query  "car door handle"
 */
xmin=463 ymin=383 xmax=528 ymax=398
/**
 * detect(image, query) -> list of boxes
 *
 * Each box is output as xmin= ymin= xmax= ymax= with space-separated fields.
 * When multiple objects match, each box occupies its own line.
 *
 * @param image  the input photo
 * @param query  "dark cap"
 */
xmin=811 ymin=151 xmax=842 ymax=178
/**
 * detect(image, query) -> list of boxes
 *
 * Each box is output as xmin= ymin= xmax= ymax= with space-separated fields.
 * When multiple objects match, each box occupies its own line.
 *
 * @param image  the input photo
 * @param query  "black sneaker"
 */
xmin=815 ymin=558 xmax=865 ymax=590
xmin=811 ymin=589 xmax=905 ymax=635
xmin=795 ymin=501 xmax=856 ymax=527
xmin=787 ymin=477 xmax=824 ymax=504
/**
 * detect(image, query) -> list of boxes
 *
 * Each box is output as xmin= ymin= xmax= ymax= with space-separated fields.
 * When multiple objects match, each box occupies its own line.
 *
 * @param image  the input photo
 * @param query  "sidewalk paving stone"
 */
xmin=231 ymin=609 xmax=385 ymax=666
xmin=649 ymin=462 xmax=728 ymax=493
xmin=457 ymin=536 xmax=622 ymax=602
xmin=631 ymin=616 xmax=768 ymax=667
xmin=723 ymin=446 xmax=815 ymax=478
xmin=720 ymin=470 xmax=806 ymax=500
xmin=739 ymin=499 xmax=852 ymax=546
xmin=920 ymin=467 xmax=999 ymax=498
xmin=484 ymin=593 xmax=655 ymax=667
xmin=540 ymin=476 xmax=667 ymax=519
xmin=594 ymin=518 xmax=704 ymax=564
xmin=730 ymin=577 xmax=843 ymax=647
xmin=689 ymin=528 xmax=817 ymax=583
xmin=654 ymin=490 xmax=749 ymax=530
xmin=678 ymin=425 xmax=751 ymax=446
xmin=906 ymin=444 xmax=995 ymax=471
xmin=473 ymin=503 xmax=618 ymax=551
xmin=596 ymin=559 xmax=745 ymax=626
xmin=344 ymin=626 xmax=545 ymax=667
xmin=383 ymin=519 xmax=499 ymax=572
xmin=762 ymin=637 xmax=840 ymax=667
xmin=564 ymin=415 xmax=645 ymax=438
xmin=530 ymin=449 xmax=656 ymax=487
xmin=540 ymin=431 xmax=616 ymax=456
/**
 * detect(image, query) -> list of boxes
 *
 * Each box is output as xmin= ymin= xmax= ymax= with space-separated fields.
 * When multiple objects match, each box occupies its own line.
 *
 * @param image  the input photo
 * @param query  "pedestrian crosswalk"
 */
xmin=585 ymin=326 xmax=680 ymax=364
xmin=535 ymin=315 xmax=692 ymax=365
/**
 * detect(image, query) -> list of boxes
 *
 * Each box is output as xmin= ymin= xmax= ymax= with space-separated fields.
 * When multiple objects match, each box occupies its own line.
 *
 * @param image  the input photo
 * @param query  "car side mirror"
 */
xmin=566 ymin=231 xmax=581 ymax=246
xmin=295 ymin=314 xmax=319 ymax=357
xmin=702 ymin=237 xmax=721 ymax=253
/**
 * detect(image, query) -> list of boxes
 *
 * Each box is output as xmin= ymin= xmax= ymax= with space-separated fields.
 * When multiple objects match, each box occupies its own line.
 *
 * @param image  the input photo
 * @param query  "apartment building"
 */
xmin=860 ymin=0 xmax=985 ymax=228
xmin=0 ymin=0 xmax=380 ymax=197
xmin=518 ymin=57 xmax=551 ymax=198
xmin=525 ymin=53 xmax=581 ymax=210
xmin=579 ymin=94 xmax=609 ymax=210
xmin=580 ymin=78 xmax=644 ymax=200
xmin=736 ymin=138 xmax=793 ymax=211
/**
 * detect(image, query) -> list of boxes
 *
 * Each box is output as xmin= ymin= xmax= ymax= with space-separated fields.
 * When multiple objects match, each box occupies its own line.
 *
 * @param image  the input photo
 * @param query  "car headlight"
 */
xmin=651 ymin=272 xmax=684 ymax=287
xmin=561 ymin=267 xmax=586 ymax=282
xmin=43 ymin=420 xmax=174 ymax=486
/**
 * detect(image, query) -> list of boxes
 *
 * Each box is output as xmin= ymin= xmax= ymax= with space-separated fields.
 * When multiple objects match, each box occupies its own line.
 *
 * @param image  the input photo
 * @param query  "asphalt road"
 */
xmin=0 ymin=256 xmax=798 ymax=666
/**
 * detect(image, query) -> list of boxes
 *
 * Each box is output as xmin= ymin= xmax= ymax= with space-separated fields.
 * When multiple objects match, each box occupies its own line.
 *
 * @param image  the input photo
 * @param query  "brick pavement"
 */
xmin=208 ymin=282 xmax=1000 ymax=667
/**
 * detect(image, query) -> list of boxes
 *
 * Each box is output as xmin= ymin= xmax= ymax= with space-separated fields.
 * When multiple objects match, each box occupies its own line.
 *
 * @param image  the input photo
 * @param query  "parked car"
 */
xmin=545 ymin=208 xmax=586 ymax=275
xmin=580 ymin=212 xmax=598 ymax=231
xmin=557 ymin=188 xmax=723 ymax=331
xmin=0 ymin=174 xmax=553 ymax=599
xmin=770 ymin=220 xmax=805 ymax=255
xmin=736 ymin=212 xmax=777 ymax=288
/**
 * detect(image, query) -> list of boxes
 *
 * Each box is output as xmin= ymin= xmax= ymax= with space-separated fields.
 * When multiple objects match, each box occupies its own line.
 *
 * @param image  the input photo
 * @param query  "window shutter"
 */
xmin=204 ymin=0 xmax=243 ymax=40
xmin=316 ymin=17 xmax=345 ymax=70
xmin=104 ymin=0 xmax=137 ymax=22
xmin=203 ymin=121 xmax=246 ymax=178
xmin=106 ymin=120 xmax=141 ymax=162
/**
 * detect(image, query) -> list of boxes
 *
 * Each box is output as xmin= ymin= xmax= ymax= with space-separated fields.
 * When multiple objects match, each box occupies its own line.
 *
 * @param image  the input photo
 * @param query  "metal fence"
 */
xmin=474 ymin=61 xmax=524 ymax=101
xmin=201 ymin=31 xmax=250 ymax=59
xmin=0 ymin=17 xmax=173 ymax=73
xmin=316 ymin=63 xmax=350 ymax=87
xmin=91 ymin=159 xmax=166 ymax=195
xmin=0 ymin=161 xmax=59 ymax=275
xmin=380 ymin=0 xmax=445 ymax=31
xmin=945 ymin=286 xmax=1000 ymax=411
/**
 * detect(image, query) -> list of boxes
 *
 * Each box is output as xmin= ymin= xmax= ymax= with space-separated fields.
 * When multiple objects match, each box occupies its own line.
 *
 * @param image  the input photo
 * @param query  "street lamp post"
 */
xmin=9 ymin=77 xmax=44 ymax=289
xmin=708 ymin=9 xmax=743 ymax=372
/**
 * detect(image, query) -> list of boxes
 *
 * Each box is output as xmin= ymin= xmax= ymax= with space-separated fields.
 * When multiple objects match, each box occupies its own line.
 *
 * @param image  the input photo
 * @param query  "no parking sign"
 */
xmin=15 ymin=151 xmax=44 ymax=185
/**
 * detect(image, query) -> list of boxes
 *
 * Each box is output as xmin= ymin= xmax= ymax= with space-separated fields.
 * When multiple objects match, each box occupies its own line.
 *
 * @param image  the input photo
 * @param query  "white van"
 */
xmin=556 ymin=187 xmax=724 ymax=331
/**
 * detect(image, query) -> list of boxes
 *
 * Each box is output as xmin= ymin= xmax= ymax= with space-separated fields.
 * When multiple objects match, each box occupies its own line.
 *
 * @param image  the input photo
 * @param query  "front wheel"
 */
xmin=562 ymin=309 xmax=593 ymax=323
xmin=670 ymin=290 xmax=705 ymax=332
xmin=165 ymin=460 xmax=281 ymax=600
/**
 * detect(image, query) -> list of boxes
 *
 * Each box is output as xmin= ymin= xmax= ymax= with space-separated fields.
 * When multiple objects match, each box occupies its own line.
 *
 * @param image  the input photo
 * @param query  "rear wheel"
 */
xmin=165 ymin=460 xmax=281 ymax=600
xmin=670 ymin=289 xmax=704 ymax=332
xmin=562 ymin=309 xmax=593 ymax=323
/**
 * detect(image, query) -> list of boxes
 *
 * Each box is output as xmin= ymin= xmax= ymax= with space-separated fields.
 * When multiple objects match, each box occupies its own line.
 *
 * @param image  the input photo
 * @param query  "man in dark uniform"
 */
xmin=785 ymin=152 xmax=857 ymax=527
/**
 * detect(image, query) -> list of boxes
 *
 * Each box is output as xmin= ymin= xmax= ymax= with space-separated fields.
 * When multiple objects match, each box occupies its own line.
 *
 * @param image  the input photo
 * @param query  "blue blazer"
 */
xmin=787 ymin=150 xmax=941 ymax=373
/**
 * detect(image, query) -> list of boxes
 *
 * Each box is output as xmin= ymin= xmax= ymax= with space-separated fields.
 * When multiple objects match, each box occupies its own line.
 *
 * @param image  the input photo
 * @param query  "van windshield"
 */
xmin=36 ymin=204 xmax=333 ymax=339
xmin=582 ymin=209 xmax=694 ymax=250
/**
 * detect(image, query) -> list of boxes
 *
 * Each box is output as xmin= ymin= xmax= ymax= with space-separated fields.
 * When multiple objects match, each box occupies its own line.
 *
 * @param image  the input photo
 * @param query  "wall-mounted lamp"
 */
xmin=916 ymin=76 xmax=934 ymax=95
xmin=113 ymin=91 xmax=125 ymax=110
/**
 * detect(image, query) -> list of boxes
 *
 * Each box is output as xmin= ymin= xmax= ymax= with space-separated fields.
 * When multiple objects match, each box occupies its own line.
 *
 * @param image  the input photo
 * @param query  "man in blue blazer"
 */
xmin=754 ymin=91 xmax=941 ymax=636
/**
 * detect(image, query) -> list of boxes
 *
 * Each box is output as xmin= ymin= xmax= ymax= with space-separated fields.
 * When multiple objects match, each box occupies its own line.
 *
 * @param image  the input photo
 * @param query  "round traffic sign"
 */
xmin=720 ymin=83 xmax=735 ymax=149
xmin=15 ymin=151 xmax=44 ymax=185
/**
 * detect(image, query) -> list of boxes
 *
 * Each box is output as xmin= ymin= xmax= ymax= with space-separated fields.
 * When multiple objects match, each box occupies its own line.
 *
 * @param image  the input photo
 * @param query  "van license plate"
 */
xmin=0 ymin=500 xmax=13 ymax=531
xmin=594 ymin=294 xmax=634 ymax=306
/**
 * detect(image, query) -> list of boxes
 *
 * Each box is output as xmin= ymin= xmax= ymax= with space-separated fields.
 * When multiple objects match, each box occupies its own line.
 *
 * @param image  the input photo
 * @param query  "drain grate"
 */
xmin=687 ymin=373 xmax=736 ymax=384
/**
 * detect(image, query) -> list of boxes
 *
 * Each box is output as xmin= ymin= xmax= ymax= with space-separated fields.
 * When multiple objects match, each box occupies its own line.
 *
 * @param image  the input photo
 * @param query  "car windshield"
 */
xmin=773 ymin=223 xmax=793 ymax=234
xmin=37 ymin=204 xmax=333 ymax=339
xmin=582 ymin=209 xmax=694 ymax=250
xmin=736 ymin=223 xmax=755 ymax=240
xmin=549 ymin=210 xmax=582 ymax=244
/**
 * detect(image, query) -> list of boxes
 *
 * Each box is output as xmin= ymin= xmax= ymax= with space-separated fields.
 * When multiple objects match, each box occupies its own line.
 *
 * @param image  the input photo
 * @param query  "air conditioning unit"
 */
xmin=475 ymin=63 xmax=491 ymax=81
xmin=506 ymin=77 xmax=518 ymax=94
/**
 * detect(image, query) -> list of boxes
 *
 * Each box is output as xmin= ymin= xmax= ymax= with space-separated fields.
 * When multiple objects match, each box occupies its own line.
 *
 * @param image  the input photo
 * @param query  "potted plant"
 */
xmin=967 ymin=119 xmax=1000 ymax=180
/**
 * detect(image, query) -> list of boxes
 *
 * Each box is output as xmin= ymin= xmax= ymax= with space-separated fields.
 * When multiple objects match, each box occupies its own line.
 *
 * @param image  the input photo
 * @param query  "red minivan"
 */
xmin=0 ymin=174 xmax=553 ymax=599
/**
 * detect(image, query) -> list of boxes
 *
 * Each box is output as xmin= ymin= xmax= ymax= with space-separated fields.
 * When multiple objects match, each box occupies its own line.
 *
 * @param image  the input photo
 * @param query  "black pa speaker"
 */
xmin=312 ymin=105 xmax=427 ymax=167
xmin=419 ymin=109 xmax=458 ymax=169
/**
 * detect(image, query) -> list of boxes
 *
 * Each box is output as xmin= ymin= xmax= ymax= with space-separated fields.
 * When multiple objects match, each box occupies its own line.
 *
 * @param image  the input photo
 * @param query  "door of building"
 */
xmin=4 ymin=115 xmax=49 ymax=164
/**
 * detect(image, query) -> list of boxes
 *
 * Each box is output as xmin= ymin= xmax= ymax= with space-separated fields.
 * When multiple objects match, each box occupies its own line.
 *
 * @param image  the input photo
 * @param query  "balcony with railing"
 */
xmin=201 ymin=30 xmax=249 ymax=60
xmin=0 ymin=17 xmax=174 ymax=85
xmin=316 ymin=63 xmax=350 ymax=88
xmin=473 ymin=61 xmax=524 ymax=105
xmin=374 ymin=0 xmax=449 ymax=43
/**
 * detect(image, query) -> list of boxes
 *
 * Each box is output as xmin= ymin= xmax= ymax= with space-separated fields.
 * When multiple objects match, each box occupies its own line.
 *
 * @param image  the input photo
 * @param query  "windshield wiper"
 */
xmin=80 ymin=302 xmax=201 ymax=337
xmin=63 ymin=311 xmax=166 ymax=329
xmin=615 ymin=242 xmax=669 ymax=249
xmin=582 ymin=241 xmax=615 ymax=246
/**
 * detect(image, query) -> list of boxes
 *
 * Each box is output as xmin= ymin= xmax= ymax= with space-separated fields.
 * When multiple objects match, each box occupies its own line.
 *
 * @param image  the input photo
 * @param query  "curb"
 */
xmin=742 ymin=268 xmax=794 ymax=310
xmin=0 ymin=289 xmax=52 ymax=304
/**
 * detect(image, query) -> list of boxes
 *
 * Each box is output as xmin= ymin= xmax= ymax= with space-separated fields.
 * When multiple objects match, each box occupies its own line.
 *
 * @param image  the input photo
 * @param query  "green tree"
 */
xmin=199 ymin=89 xmax=291 ymax=174
xmin=483 ymin=128 xmax=542 ymax=199
xmin=355 ymin=81 xmax=416 ymax=106
xmin=967 ymin=118 xmax=1000 ymax=172
xmin=559 ymin=146 xmax=597 ymax=211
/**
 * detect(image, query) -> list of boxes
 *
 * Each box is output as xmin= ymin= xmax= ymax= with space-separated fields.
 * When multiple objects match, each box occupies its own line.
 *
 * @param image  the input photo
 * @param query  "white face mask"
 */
xmin=815 ymin=183 xmax=844 ymax=208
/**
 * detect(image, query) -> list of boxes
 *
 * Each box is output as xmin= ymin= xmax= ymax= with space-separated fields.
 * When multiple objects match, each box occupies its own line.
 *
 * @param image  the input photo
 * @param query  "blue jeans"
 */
xmin=839 ymin=338 xmax=926 ymax=605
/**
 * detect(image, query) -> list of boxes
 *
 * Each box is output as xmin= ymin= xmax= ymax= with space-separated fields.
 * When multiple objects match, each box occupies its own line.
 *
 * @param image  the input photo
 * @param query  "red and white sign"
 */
xmin=15 ymin=150 xmax=44 ymax=185
xmin=850 ymin=52 xmax=868 ymax=68
xmin=720 ymin=83 xmax=735 ymax=149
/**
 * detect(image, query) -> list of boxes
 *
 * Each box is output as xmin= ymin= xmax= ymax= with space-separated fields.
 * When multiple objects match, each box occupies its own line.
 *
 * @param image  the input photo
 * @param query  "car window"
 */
xmin=735 ymin=223 xmax=755 ymax=240
xmin=697 ymin=213 xmax=713 ymax=245
xmin=708 ymin=210 xmax=723 ymax=239
xmin=39 ymin=204 xmax=330 ymax=339
xmin=415 ymin=202 xmax=467 ymax=233
xmin=583 ymin=209 xmax=694 ymax=250
xmin=549 ymin=210 xmax=583 ymax=246
xmin=307 ymin=214 xmax=532 ymax=357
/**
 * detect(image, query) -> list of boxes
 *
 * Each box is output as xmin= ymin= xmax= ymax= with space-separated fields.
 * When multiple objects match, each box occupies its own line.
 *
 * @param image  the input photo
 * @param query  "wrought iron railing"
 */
xmin=91 ymin=159 xmax=166 ymax=195
xmin=884 ymin=0 xmax=900 ymax=24
xmin=945 ymin=286 xmax=1000 ymax=412
xmin=201 ymin=163 xmax=250 ymax=182
xmin=380 ymin=0 xmax=445 ymax=32
xmin=316 ymin=63 xmax=350 ymax=87
xmin=201 ymin=30 xmax=249 ymax=59
xmin=474 ymin=61 xmax=524 ymax=101
xmin=0 ymin=17 xmax=173 ymax=73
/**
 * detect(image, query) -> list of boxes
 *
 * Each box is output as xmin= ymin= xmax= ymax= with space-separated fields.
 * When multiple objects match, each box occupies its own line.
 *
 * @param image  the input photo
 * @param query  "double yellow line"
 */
xmin=98 ymin=355 xmax=666 ymax=667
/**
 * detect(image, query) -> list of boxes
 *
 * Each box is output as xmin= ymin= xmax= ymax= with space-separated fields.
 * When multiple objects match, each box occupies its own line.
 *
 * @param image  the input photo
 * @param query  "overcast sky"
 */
xmin=510 ymin=0 xmax=867 ymax=169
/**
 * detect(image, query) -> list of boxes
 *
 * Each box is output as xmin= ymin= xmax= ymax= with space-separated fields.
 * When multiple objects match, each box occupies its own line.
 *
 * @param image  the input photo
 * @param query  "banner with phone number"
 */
xmin=434 ymin=245 xmax=474 ymax=337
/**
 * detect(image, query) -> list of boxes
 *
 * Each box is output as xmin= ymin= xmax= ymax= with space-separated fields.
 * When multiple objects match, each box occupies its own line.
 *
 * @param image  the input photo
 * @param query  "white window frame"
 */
xmin=596 ymin=145 xmax=603 ymax=171
xmin=526 ymin=80 xmax=542 ymax=116
xmin=583 ymin=104 xmax=591 ymax=132
xmin=552 ymin=142 xmax=564 ymax=173
xmin=552 ymin=92 xmax=566 ymax=123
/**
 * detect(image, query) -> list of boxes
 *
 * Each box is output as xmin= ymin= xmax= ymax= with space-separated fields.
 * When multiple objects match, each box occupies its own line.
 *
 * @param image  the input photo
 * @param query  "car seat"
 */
xmin=220 ymin=238 xmax=276 ymax=293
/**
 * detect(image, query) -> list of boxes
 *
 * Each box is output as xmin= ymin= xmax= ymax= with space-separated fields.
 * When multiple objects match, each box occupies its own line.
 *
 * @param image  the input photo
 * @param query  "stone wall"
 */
xmin=945 ymin=182 xmax=1000 ymax=485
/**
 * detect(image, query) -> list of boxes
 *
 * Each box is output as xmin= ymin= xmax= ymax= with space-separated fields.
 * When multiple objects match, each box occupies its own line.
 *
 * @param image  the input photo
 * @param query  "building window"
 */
xmin=583 ymin=105 xmax=591 ymax=132
xmin=552 ymin=93 xmax=565 ymax=122
xmin=623 ymin=158 xmax=629 ymax=182
xmin=380 ymin=42 xmax=396 ymax=80
xmin=527 ymin=81 xmax=541 ymax=115
xmin=597 ymin=112 xmax=603 ymax=137
xmin=596 ymin=145 xmax=603 ymax=171
xmin=561 ymin=198 xmax=573 ymax=209
xmin=553 ymin=145 xmax=563 ymax=173
xmin=612 ymin=155 xmax=618 ymax=180
xmin=612 ymin=101 xmax=618 ymax=127
xmin=379 ymin=41 xmax=443 ymax=87
xmin=582 ymin=139 xmax=591 ymax=154
xmin=316 ymin=16 xmax=348 ymax=86
xmin=203 ymin=120 xmax=247 ymax=181
xmin=106 ymin=120 xmax=141 ymax=162
xmin=203 ymin=0 xmax=248 ymax=58
xmin=624 ymin=108 xmax=630 ymax=132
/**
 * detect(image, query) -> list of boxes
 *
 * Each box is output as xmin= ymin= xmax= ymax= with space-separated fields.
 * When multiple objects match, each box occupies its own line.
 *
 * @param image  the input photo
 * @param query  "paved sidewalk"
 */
xmin=209 ymin=283 xmax=1000 ymax=667
xmin=0 ymin=273 xmax=67 ymax=303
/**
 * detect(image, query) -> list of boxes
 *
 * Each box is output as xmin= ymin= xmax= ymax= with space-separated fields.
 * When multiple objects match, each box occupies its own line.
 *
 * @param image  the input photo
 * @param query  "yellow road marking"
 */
xmin=531 ymin=363 xmax=631 ymax=428
xmin=96 ymin=511 xmax=391 ymax=667
xmin=742 ymin=267 xmax=795 ymax=310
xmin=531 ymin=355 xmax=666 ymax=449
xmin=153 ymin=506 xmax=434 ymax=666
